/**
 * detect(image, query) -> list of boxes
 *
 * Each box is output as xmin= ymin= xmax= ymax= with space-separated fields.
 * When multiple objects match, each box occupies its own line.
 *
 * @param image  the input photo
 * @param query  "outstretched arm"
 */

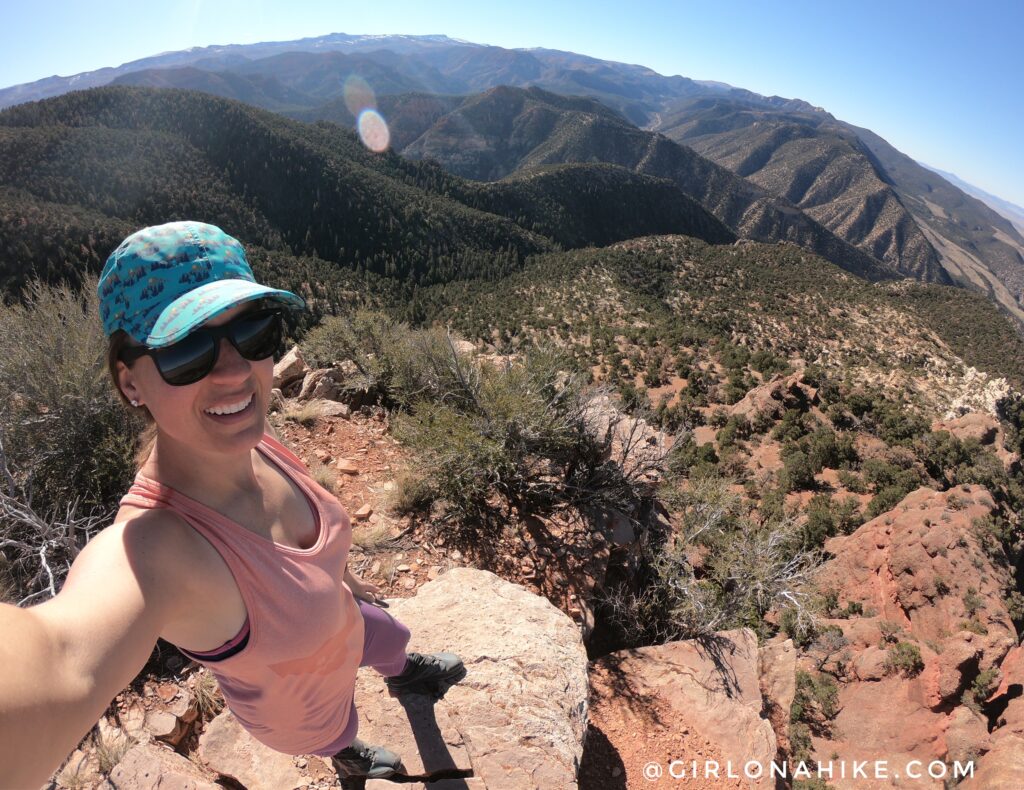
xmin=0 ymin=513 xmax=192 ymax=787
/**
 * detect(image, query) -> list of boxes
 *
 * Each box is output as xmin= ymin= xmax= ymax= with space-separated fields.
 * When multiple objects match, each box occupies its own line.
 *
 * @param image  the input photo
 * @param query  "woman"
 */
xmin=0 ymin=221 xmax=465 ymax=787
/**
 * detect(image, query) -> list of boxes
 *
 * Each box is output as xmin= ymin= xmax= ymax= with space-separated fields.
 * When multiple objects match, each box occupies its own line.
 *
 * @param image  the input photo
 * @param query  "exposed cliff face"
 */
xmin=808 ymin=486 xmax=1018 ymax=784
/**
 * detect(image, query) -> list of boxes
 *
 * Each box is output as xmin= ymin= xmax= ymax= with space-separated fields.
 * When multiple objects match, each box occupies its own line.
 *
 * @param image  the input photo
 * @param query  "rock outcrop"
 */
xmin=931 ymin=411 xmax=1020 ymax=471
xmin=581 ymin=392 xmax=675 ymax=479
xmin=729 ymin=371 xmax=818 ymax=423
xmin=806 ymin=485 xmax=1020 ymax=787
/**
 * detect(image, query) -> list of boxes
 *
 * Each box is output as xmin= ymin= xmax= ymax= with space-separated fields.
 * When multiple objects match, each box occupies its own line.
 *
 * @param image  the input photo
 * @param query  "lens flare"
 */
xmin=358 ymin=109 xmax=391 ymax=153
xmin=343 ymin=75 xmax=377 ymax=117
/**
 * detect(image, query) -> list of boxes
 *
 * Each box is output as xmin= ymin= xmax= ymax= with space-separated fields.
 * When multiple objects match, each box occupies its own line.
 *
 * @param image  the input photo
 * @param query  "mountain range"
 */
xmin=3 ymin=32 xmax=1019 ymax=326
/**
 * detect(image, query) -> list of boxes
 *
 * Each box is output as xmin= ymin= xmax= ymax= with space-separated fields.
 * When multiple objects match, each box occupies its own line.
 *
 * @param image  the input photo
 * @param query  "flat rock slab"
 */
xmin=962 ymin=733 xmax=1024 ymax=789
xmin=197 ymin=709 xmax=323 ymax=790
xmin=357 ymin=568 xmax=588 ymax=789
xmin=366 ymin=780 xmax=486 ymax=790
xmin=350 ymin=678 xmax=474 ymax=775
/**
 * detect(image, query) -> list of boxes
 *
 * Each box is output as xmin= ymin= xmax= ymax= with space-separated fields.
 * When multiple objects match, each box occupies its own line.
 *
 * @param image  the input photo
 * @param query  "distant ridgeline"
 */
xmin=1 ymin=87 xmax=1023 ymax=390
xmin=0 ymin=86 xmax=727 ymax=302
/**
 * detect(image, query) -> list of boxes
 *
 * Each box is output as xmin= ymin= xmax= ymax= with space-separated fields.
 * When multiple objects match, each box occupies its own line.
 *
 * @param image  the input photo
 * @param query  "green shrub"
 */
xmin=391 ymin=340 xmax=663 ymax=532
xmin=773 ymin=408 xmax=813 ymax=442
xmin=791 ymin=670 xmax=839 ymax=732
xmin=716 ymin=414 xmax=751 ymax=449
xmin=833 ymin=496 xmax=863 ymax=534
xmin=644 ymin=354 xmax=664 ymax=387
xmin=618 ymin=379 xmax=649 ymax=412
xmin=959 ymin=619 xmax=989 ymax=636
xmin=709 ymin=407 xmax=730 ymax=428
xmin=876 ymin=406 xmax=930 ymax=446
xmin=609 ymin=473 xmax=820 ymax=645
xmin=885 ymin=641 xmax=924 ymax=677
xmin=665 ymin=435 xmax=719 ymax=479
xmin=877 ymin=620 xmax=902 ymax=645
xmin=963 ymin=668 xmax=999 ymax=711
xmin=788 ymin=722 xmax=814 ymax=765
xmin=0 ymin=276 xmax=140 ymax=604
xmin=963 ymin=587 xmax=984 ymax=618
xmin=804 ymin=427 xmax=858 ymax=472
xmin=837 ymin=469 xmax=867 ymax=493
xmin=801 ymin=493 xmax=836 ymax=549
xmin=301 ymin=309 xmax=480 ymax=411
xmin=759 ymin=486 xmax=786 ymax=524
xmin=719 ymin=342 xmax=750 ymax=371
xmin=866 ymin=486 xmax=909 ymax=519
xmin=780 ymin=450 xmax=816 ymax=492
xmin=750 ymin=349 xmax=790 ymax=377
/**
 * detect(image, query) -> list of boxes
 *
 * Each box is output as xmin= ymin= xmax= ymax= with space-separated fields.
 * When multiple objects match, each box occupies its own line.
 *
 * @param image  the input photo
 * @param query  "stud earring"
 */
xmin=130 ymin=399 xmax=140 ymax=407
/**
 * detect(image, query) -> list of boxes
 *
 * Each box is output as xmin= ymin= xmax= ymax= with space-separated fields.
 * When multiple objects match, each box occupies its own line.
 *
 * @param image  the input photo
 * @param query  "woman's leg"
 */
xmin=357 ymin=598 xmax=412 ymax=677
xmin=319 ymin=599 xmax=413 ymax=764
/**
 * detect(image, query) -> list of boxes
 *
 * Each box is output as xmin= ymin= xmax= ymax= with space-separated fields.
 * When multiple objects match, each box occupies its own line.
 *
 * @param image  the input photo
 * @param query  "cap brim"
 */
xmin=145 ymin=279 xmax=306 ymax=347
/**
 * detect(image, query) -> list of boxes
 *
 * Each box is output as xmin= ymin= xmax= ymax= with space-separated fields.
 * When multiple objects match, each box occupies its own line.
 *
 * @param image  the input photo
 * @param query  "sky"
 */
xmin=2 ymin=0 xmax=1021 ymax=206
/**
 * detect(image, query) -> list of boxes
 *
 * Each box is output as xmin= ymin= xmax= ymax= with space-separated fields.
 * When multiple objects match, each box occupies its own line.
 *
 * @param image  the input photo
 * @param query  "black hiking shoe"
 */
xmin=385 ymin=651 xmax=467 ymax=700
xmin=331 ymin=737 xmax=405 ymax=780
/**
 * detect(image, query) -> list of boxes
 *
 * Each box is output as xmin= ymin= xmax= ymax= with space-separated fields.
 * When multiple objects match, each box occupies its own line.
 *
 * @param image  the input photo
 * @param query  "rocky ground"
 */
xmin=44 ymin=346 xmax=1024 ymax=789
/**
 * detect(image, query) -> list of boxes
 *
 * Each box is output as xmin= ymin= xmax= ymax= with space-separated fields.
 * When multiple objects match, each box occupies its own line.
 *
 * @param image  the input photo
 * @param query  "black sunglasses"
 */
xmin=119 ymin=308 xmax=284 ymax=386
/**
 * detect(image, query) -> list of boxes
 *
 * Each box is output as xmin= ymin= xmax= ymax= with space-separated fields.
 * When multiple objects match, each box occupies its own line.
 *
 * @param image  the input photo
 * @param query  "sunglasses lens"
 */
xmin=154 ymin=333 xmax=217 ymax=386
xmin=150 ymin=309 xmax=283 ymax=386
xmin=232 ymin=312 xmax=282 ymax=360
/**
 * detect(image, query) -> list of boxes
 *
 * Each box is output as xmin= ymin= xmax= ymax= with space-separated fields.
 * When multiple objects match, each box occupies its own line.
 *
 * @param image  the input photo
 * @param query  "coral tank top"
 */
xmin=118 ymin=433 xmax=365 ymax=756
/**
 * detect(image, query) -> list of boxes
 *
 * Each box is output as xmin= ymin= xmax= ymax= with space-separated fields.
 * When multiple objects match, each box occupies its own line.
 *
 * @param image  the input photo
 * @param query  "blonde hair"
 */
xmin=106 ymin=330 xmax=157 ymax=471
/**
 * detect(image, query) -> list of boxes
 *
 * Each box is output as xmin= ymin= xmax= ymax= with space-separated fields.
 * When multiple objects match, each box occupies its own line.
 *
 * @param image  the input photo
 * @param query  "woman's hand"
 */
xmin=344 ymin=567 xmax=382 ymax=604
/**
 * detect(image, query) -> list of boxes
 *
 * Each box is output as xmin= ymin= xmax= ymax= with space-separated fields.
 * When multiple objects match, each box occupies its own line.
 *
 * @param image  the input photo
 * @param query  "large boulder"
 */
xmin=931 ymin=412 xmax=1019 ymax=471
xmin=353 ymin=567 xmax=589 ymax=789
xmin=961 ymin=645 xmax=1024 ymax=788
xmin=960 ymin=734 xmax=1024 ymax=789
xmin=730 ymin=371 xmax=817 ymax=422
xmin=815 ymin=486 xmax=1016 ymax=681
xmin=273 ymin=345 xmax=309 ymax=393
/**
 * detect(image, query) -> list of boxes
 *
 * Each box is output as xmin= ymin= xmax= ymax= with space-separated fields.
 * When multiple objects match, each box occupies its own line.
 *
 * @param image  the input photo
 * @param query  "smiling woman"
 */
xmin=0 ymin=221 xmax=466 ymax=787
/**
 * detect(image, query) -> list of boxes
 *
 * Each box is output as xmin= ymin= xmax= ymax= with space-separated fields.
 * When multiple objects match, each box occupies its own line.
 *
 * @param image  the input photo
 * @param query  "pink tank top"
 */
xmin=118 ymin=433 xmax=365 ymax=756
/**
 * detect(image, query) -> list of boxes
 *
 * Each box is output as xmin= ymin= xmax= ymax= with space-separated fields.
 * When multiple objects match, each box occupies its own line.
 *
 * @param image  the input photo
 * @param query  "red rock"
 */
xmin=335 ymin=458 xmax=359 ymax=475
xmin=809 ymin=485 xmax=1019 ymax=773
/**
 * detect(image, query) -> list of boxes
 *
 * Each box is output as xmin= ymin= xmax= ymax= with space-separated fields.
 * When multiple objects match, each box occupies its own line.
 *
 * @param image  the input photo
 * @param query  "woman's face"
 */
xmin=116 ymin=301 xmax=274 ymax=458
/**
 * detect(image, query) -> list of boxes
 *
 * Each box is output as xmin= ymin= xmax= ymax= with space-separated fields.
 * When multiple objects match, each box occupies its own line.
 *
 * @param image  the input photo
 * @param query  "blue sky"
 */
xmin=2 ymin=0 xmax=1021 ymax=206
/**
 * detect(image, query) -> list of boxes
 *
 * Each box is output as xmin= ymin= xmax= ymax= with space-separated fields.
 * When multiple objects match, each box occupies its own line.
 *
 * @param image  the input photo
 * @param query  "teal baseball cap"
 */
xmin=98 ymin=221 xmax=305 ymax=346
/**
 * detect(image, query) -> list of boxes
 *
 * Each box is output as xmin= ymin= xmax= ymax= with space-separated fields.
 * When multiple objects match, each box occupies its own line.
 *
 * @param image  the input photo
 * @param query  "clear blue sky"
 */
xmin=2 ymin=0 xmax=1022 ymax=206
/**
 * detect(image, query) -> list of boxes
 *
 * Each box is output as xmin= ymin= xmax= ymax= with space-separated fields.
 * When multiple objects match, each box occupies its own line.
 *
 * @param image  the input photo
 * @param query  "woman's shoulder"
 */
xmin=105 ymin=504 xmax=209 ymax=582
